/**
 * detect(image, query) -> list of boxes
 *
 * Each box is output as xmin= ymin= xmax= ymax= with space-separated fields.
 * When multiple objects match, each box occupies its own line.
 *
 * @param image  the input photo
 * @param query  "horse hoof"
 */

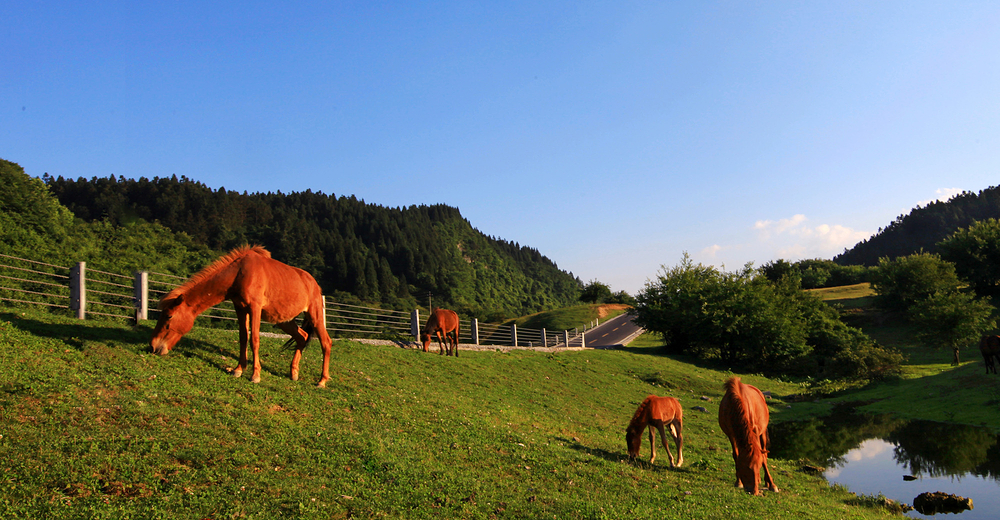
xmin=316 ymin=379 xmax=328 ymax=388
xmin=251 ymin=376 xmax=261 ymax=384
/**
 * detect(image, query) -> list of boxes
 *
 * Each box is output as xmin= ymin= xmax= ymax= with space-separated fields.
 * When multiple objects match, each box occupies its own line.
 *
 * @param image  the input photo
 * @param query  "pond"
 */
xmin=770 ymin=408 xmax=1000 ymax=519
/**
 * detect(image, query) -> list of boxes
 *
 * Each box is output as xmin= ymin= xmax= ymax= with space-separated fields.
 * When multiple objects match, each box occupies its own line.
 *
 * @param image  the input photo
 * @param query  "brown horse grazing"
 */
xmin=625 ymin=395 xmax=684 ymax=467
xmin=150 ymin=245 xmax=334 ymax=387
xmin=422 ymin=308 xmax=460 ymax=356
xmin=980 ymin=335 xmax=1000 ymax=374
xmin=718 ymin=377 xmax=778 ymax=495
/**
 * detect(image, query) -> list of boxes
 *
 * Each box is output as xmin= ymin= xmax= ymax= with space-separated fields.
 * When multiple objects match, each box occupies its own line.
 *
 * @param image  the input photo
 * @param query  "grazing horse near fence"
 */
xmin=980 ymin=335 xmax=1000 ymax=375
xmin=718 ymin=377 xmax=779 ymax=495
xmin=625 ymin=395 xmax=684 ymax=467
xmin=422 ymin=308 xmax=460 ymax=356
xmin=150 ymin=245 xmax=334 ymax=387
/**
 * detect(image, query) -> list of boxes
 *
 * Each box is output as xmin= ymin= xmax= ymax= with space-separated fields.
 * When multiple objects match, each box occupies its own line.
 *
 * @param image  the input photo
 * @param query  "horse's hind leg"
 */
xmin=670 ymin=420 xmax=684 ymax=467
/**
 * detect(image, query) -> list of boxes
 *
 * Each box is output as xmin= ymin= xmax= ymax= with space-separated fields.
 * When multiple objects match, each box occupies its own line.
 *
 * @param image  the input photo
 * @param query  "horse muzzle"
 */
xmin=150 ymin=338 xmax=172 ymax=356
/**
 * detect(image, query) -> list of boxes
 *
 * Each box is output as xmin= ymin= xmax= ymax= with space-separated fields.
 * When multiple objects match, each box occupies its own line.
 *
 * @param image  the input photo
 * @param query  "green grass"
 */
xmin=806 ymin=283 xmax=875 ymax=310
xmin=0 ymin=306 xmax=899 ymax=519
xmin=507 ymin=304 xmax=630 ymax=331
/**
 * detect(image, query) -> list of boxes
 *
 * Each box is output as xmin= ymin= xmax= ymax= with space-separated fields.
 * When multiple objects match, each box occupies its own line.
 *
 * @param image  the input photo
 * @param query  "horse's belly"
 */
xmin=261 ymin=305 xmax=307 ymax=324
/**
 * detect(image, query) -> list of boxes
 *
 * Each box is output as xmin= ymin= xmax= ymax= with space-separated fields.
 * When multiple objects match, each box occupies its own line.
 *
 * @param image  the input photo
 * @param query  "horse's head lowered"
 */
xmin=736 ymin=434 xmax=767 ymax=495
xmin=625 ymin=426 xmax=642 ymax=459
xmin=150 ymin=295 xmax=196 ymax=355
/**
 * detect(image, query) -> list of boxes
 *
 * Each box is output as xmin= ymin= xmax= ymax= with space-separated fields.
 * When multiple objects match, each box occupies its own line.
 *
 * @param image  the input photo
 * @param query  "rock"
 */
xmin=699 ymin=396 xmax=712 ymax=401
xmin=692 ymin=406 xmax=708 ymax=413
xmin=801 ymin=464 xmax=825 ymax=476
xmin=902 ymin=475 xmax=917 ymax=481
xmin=913 ymin=491 xmax=973 ymax=515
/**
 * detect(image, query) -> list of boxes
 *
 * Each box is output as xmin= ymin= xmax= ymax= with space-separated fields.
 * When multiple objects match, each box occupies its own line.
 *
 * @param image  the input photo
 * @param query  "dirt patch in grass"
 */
xmin=596 ymin=304 xmax=630 ymax=319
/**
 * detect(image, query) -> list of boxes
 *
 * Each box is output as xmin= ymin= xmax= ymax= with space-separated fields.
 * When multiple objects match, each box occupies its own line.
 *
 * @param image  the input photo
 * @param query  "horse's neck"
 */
xmin=183 ymin=265 xmax=238 ymax=312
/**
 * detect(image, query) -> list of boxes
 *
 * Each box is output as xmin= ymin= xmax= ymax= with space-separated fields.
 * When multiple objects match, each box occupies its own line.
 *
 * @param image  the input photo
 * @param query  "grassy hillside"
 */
xmin=0 ymin=307 xmax=900 ymax=519
xmin=506 ymin=304 xmax=632 ymax=331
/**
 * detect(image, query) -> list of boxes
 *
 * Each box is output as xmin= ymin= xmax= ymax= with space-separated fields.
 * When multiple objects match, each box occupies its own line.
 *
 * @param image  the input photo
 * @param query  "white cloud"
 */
xmin=753 ymin=215 xmax=873 ymax=260
xmin=701 ymin=244 xmax=724 ymax=258
xmin=754 ymin=214 xmax=807 ymax=240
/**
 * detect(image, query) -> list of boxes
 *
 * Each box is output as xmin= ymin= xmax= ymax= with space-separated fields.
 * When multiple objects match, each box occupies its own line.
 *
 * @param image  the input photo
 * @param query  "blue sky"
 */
xmin=4 ymin=1 xmax=999 ymax=295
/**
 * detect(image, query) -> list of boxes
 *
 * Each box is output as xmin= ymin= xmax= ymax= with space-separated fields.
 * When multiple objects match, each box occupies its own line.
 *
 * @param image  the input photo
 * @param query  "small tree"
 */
xmin=580 ymin=280 xmax=612 ymax=304
xmin=909 ymin=291 xmax=995 ymax=364
xmin=870 ymin=252 xmax=962 ymax=312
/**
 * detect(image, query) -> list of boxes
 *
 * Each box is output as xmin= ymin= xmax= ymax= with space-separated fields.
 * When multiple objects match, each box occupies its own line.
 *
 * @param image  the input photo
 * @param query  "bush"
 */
xmin=633 ymin=254 xmax=901 ymax=380
xmin=870 ymin=252 xmax=962 ymax=312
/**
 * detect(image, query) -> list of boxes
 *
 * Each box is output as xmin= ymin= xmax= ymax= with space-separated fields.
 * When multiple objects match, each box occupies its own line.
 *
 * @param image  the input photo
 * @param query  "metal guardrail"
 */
xmin=0 ymin=252 xmax=588 ymax=348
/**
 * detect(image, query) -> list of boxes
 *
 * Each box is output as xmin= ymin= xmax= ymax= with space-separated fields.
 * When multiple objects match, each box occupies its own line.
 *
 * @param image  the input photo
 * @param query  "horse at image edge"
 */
xmin=980 ymin=335 xmax=1000 ymax=374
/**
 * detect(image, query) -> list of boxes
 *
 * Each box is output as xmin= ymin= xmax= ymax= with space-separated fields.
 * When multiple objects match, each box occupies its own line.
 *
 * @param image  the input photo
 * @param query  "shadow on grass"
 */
xmin=0 ymin=311 xmax=292 ymax=382
xmin=557 ymin=436 xmax=689 ymax=474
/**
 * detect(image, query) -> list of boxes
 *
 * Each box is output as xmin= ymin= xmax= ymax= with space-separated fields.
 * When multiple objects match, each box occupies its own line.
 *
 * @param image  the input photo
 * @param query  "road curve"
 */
xmin=584 ymin=312 xmax=644 ymax=348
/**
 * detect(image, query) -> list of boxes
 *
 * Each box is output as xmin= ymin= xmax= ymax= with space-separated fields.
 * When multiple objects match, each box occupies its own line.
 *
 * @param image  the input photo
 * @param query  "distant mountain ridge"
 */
xmin=42 ymin=172 xmax=582 ymax=318
xmin=835 ymin=185 xmax=1000 ymax=266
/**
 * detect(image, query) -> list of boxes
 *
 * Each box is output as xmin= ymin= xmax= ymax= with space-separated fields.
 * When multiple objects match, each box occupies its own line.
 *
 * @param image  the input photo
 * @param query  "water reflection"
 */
xmin=770 ymin=409 xmax=1000 ymax=519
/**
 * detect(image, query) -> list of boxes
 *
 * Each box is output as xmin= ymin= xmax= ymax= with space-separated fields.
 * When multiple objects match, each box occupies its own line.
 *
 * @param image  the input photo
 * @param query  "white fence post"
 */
xmin=133 ymin=271 xmax=148 ymax=322
xmin=541 ymin=328 xmax=547 ymax=348
xmin=69 ymin=262 xmax=86 ymax=320
xmin=563 ymin=330 xmax=570 ymax=348
xmin=411 ymin=309 xmax=421 ymax=341
xmin=511 ymin=324 xmax=517 ymax=347
xmin=581 ymin=330 xmax=586 ymax=348
xmin=471 ymin=318 xmax=479 ymax=345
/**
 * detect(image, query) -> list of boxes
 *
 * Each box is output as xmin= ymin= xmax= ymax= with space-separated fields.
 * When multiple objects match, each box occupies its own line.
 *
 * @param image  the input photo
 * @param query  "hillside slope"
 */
xmin=835 ymin=186 xmax=1000 ymax=266
xmin=0 ymin=308 xmax=895 ymax=519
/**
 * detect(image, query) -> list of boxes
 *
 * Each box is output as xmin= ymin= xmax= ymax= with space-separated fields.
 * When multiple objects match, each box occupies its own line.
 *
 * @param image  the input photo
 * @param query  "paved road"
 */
xmin=584 ymin=312 xmax=644 ymax=348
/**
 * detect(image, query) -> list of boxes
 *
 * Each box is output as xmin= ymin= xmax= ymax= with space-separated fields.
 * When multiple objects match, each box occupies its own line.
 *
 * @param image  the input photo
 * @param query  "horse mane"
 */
xmin=626 ymin=396 xmax=654 ymax=434
xmin=158 ymin=245 xmax=270 ymax=309
xmin=724 ymin=377 xmax=762 ymax=457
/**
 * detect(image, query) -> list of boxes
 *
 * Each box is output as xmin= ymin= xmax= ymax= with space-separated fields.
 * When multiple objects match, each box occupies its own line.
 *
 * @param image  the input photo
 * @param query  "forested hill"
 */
xmin=835 ymin=185 xmax=1000 ymax=266
xmin=42 ymin=172 xmax=581 ymax=318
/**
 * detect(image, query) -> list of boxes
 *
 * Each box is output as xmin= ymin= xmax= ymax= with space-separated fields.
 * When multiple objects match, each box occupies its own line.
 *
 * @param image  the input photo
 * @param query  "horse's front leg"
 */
xmin=728 ymin=438 xmax=743 ymax=488
xmin=656 ymin=424 xmax=676 ymax=467
xmin=249 ymin=307 xmax=264 ymax=383
xmin=760 ymin=434 xmax=779 ymax=492
xmin=233 ymin=307 xmax=250 ymax=379
xmin=647 ymin=425 xmax=657 ymax=464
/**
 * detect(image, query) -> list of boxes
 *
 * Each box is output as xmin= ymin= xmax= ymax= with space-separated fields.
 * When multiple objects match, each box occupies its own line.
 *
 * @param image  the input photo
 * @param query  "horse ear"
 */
xmin=158 ymin=293 xmax=183 ymax=311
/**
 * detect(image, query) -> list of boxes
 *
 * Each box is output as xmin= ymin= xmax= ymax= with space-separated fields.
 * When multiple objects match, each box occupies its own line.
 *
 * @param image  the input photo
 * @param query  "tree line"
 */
xmin=2 ymin=159 xmax=583 ymax=319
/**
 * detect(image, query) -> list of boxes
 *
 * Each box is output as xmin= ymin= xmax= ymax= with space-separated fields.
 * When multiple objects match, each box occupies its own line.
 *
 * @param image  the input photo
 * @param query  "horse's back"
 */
xmin=427 ymin=308 xmax=459 ymax=331
xmin=982 ymin=335 xmax=1000 ymax=352
xmin=233 ymin=252 xmax=322 ymax=316
xmin=647 ymin=395 xmax=682 ymax=422
xmin=720 ymin=377 xmax=769 ymax=427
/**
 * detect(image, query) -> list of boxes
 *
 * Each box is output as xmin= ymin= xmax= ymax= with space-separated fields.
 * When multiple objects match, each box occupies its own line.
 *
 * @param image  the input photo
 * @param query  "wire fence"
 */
xmin=0 ymin=251 xmax=589 ymax=349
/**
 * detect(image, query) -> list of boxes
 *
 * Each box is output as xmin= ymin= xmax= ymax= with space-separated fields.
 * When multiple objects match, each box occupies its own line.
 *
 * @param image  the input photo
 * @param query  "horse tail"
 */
xmin=282 ymin=314 xmax=317 ymax=350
